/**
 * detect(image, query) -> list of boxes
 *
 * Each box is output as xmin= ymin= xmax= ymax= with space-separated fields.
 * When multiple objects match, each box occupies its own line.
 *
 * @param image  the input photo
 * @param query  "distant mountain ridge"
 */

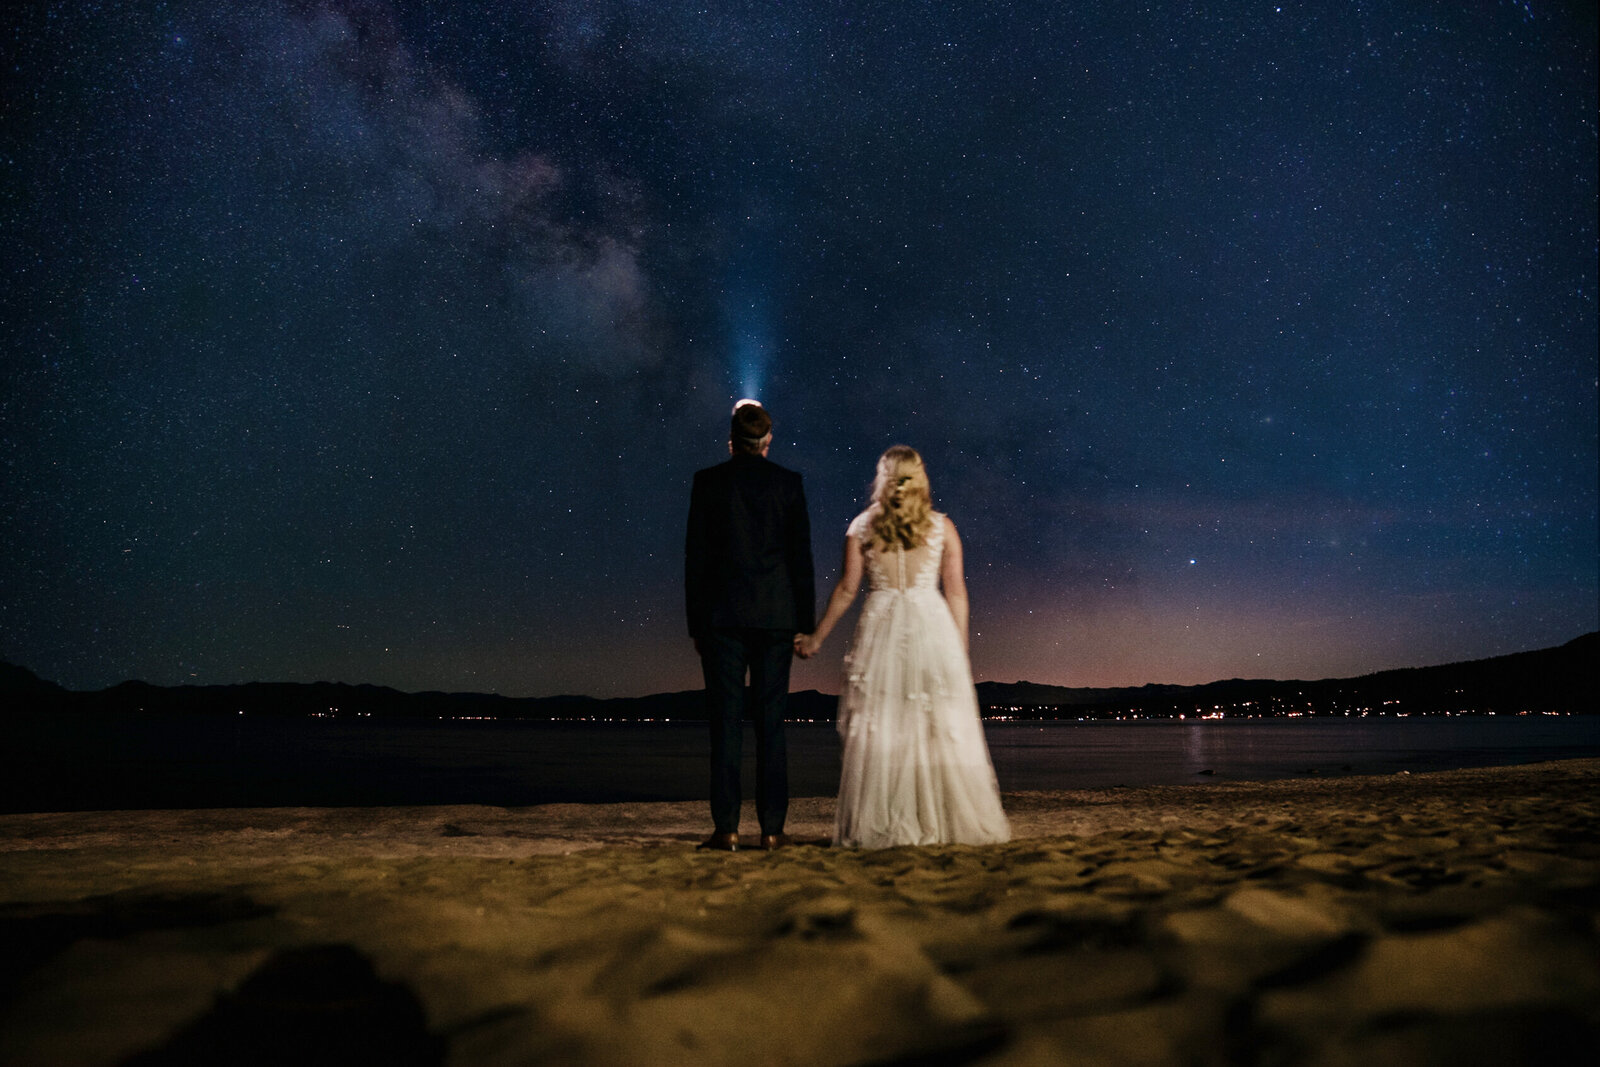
xmin=0 ymin=665 xmax=842 ymax=722
xmin=2 ymin=632 xmax=1594 ymax=719
xmin=974 ymin=632 xmax=1597 ymax=716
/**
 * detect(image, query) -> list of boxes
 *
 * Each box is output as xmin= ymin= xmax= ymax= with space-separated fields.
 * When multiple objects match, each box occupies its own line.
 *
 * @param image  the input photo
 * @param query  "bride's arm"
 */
xmin=795 ymin=534 xmax=864 ymax=658
xmin=940 ymin=516 xmax=969 ymax=650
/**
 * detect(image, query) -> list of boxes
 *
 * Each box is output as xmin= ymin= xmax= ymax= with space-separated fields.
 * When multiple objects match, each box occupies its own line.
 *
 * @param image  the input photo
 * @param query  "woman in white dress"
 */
xmin=795 ymin=446 xmax=1010 ymax=848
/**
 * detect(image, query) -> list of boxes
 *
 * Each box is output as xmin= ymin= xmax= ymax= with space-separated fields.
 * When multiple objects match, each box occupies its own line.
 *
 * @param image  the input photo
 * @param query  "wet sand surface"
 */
xmin=2 ymin=759 xmax=1597 ymax=1065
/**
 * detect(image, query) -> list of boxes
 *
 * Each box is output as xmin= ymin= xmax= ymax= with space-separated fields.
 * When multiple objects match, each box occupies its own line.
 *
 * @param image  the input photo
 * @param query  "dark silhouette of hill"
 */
xmin=0 ymin=662 xmax=842 ymax=722
xmin=976 ymin=632 xmax=1597 ymax=717
xmin=1 ymin=632 xmax=1593 ymax=720
xmin=1 ymin=662 xmax=68 ymax=699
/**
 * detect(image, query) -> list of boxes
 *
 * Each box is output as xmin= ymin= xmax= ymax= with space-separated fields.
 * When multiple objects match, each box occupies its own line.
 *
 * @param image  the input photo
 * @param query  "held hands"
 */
xmin=793 ymin=632 xmax=822 ymax=659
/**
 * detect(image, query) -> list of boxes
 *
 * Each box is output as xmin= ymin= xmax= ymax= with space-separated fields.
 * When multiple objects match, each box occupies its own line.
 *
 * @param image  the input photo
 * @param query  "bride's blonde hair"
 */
xmin=867 ymin=445 xmax=934 ymax=551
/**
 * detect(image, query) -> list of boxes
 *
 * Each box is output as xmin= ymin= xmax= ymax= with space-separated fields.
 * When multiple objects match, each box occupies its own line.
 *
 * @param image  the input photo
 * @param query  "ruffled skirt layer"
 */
xmin=835 ymin=588 xmax=1011 ymax=848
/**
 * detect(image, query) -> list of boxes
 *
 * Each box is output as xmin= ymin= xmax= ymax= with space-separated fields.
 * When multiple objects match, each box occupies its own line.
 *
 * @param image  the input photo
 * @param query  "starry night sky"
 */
xmin=3 ymin=1 xmax=1595 ymax=698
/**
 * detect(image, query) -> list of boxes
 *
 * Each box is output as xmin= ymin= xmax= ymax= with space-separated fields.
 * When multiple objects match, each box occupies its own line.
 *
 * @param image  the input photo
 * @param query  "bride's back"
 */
xmin=851 ymin=510 xmax=945 ymax=593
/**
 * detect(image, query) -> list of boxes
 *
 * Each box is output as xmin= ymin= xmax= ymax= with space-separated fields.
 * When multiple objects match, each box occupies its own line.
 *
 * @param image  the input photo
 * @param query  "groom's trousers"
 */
xmin=699 ymin=628 xmax=792 ymax=836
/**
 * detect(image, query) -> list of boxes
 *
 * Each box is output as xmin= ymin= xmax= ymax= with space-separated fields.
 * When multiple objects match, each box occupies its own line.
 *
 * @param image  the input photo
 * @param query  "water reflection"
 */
xmin=4 ymin=712 xmax=1598 ymax=812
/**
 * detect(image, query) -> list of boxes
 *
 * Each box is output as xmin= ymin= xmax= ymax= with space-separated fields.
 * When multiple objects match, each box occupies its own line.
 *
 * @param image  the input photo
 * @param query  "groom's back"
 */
xmin=686 ymin=453 xmax=815 ymax=636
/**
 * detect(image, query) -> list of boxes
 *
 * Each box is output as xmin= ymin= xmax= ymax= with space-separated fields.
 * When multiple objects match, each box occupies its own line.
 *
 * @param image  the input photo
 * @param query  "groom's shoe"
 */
xmin=697 ymin=831 xmax=739 ymax=852
xmin=759 ymin=833 xmax=790 ymax=851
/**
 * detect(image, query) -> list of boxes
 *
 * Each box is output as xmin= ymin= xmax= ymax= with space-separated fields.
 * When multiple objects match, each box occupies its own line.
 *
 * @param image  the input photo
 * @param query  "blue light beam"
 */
xmin=726 ymin=284 xmax=773 ymax=403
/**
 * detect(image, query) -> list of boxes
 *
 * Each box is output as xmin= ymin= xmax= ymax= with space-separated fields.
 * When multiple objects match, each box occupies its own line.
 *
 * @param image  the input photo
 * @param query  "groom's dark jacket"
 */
xmin=685 ymin=453 xmax=816 ymax=639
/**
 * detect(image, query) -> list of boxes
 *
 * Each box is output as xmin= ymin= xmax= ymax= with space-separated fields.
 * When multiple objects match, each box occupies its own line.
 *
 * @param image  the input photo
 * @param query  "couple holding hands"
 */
xmin=686 ymin=401 xmax=1010 ymax=852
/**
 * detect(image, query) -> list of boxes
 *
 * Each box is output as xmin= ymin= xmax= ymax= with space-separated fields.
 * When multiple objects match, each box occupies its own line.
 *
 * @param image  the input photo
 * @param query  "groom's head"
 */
xmin=730 ymin=400 xmax=773 ymax=456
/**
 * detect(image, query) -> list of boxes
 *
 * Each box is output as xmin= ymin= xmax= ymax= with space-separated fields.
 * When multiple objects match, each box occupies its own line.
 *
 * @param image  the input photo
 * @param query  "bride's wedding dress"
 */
xmin=834 ymin=511 xmax=1011 ymax=848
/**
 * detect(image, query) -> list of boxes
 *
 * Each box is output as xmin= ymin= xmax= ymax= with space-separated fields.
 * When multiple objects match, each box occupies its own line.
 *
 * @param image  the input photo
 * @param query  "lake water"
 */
xmin=8 ymin=712 xmax=1599 ymax=813
xmin=985 ymin=715 xmax=1600 ymax=789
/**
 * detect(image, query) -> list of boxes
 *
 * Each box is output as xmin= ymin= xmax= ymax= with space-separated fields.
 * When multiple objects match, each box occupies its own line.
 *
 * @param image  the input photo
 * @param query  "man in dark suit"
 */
xmin=685 ymin=400 xmax=815 ymax=851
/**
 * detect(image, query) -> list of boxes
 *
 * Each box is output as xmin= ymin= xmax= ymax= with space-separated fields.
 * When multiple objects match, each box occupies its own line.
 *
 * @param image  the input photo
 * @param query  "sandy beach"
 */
xmin=2 ymin=759 xmax=1596 ymax=1065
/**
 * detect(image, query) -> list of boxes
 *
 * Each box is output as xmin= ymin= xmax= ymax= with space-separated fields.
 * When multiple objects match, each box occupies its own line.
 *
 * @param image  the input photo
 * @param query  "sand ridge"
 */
xmin=2 ymin=760 xmax=1597 ymax=1065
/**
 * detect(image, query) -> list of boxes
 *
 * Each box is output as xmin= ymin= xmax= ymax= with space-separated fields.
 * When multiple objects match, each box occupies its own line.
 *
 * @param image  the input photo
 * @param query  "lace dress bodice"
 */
xmin=847 ymin=510 xmax=946 ymax=595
